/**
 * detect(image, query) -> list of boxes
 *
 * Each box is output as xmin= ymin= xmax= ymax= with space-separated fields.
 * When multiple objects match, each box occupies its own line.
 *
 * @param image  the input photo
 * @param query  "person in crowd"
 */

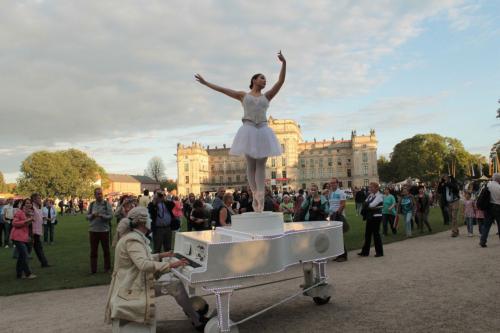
xmin=322 ymin=182 xmax=331 ymax=201
xmin=462 ymin=191 xmax=475 ymax=237
xmin=307 ymin=193 xmax=328 ymax=221
xmin=0 ymin=199 xmax=5 ymax=248
xmin=11 ymin=198 xmax=36 ymax=279
xmin=279 ymin=194 xmax=294 ymax=222
xmin=138 ymin=189 xmax=151 ymax=208
xmin=474 ymin=196 xmax=485 ymax=237
xmin=216 ymin=193 xmax=234 ymax=227
xmin=301 ymin=184 xmax=328 ymax=221
xmin=31 ymin=193 xmax=50 ymax=267
xmin=190 ymin=199 xmax=210 ymax=231
xmin=238 ymin=190 xmax=254 ymax=214
xmin=479 ymin=173 xmax=500 ymax=247
xmin=172 ymin=196 xmax=184 ymax=219
xmin=42 ymin=199 xmax=57 ymax=244
xmin=358 ymin=182 xmax=384 ymax=257
xmin=293 ymin=189 xmax=305 ymax=221
xmin=328 ymin=177 xmax=348 ymax=262
xmin=105 ymin=206 xmax=208 ymax=331
xmin=398 ymin=187 xmax=416 ymax=237
xmin=2 ymin=198 xmax=14 ymax=248
xmin=416 ymin=185 xmax=432 ymax=234
xmin=78 ymin=198 xmax=84 ymax=214
xmin=212 ymin=187 xmax=226 ymax=211
xmin=354 ymin=187 xmax=367 ymax=216
xmin=148 ymin=191 xmax=176 ymax=253
xmin=438 ymin=175 xmax=460 ymax=236
xmin=87 ymin=187 xmax=113 ymax=274
xmin=263 ymin=187 xmax=276 ymax=212
xmin=382 ymin=187 xmax=397 ymax=236
xmin=58 ymin=199 xmax=65 ymax=215
xmin=183 ymin=193 xmax=196 ymax=231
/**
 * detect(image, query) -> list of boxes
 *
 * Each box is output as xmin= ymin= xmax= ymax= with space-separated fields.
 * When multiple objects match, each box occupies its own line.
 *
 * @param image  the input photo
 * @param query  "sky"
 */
xmin=1 ymin=0 xmax=499 ymax=183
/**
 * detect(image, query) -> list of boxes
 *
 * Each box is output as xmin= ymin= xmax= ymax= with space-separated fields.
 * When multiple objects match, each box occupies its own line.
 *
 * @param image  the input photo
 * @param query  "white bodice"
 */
xmin=241 ymin=93 xmax=269 ymax=124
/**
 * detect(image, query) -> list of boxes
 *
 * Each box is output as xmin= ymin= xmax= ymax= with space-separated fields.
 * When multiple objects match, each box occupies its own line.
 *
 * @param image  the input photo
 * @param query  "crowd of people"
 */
xmin=1 ymin=173 xmax=499 ymax=280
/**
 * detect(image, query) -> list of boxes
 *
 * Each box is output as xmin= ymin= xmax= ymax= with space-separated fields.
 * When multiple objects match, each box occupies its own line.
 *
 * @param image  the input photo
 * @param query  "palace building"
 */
xmin=176 ymin=118 xmax=379 ymax=195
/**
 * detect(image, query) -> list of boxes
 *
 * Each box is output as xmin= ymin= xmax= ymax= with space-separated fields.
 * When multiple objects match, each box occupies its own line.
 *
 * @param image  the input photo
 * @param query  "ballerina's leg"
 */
xmin=245 ymin=155 xmax=257 ymax=193
xmin=254 ymin=157 xmax=268 ymax=212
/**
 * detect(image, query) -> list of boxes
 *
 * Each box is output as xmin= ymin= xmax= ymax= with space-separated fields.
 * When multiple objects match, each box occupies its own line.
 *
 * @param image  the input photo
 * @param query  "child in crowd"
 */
xmin=462 ymin=192 xmax=475 ymax=236
xmin=473 ymin=196 xmax=485 ymax=236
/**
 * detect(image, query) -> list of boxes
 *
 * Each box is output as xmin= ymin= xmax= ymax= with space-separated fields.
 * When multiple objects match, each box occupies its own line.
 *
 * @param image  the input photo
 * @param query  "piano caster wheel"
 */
xmin=313 ymin=296 xmax=331 ymax=305
xmin=204 ymin=317 xmax=239 ymax=333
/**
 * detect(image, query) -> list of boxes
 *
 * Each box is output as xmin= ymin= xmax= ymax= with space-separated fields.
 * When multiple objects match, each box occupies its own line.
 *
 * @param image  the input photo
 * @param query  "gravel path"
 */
xmin=1 ymin=226 xmax=499 ymax=333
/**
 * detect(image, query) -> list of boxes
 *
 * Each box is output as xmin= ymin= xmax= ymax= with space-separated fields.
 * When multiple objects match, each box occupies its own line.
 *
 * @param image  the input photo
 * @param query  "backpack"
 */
xmin=476 ymin=184 xmax=491 ymax=211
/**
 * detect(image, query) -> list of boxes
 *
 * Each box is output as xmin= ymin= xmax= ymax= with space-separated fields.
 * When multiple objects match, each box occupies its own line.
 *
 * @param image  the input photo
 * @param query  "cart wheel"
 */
xmin=204 ymin=317 xmax=239 ymax=333
xmin=313 ymin=296 xmax=331 ymax=305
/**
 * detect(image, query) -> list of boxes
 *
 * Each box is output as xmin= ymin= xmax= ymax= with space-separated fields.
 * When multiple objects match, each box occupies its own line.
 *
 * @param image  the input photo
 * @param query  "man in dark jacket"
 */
xmin=354 ymin=187 xmax=366 ymax=216
xmin=437 ymin=175 xmax=460 ymax=237
xmin=148 ymin=191 xmax=176 ymax=253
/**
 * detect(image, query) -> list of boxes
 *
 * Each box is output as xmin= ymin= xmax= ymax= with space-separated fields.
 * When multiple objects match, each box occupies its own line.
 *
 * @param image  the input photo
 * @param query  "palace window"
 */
xmin=282 ymin=157 xmax=286 ymax=166
xmin=300 ymin=159 xmax=305 ymax=168
xmin=282 ymin=171 xmax=287 ymax=179
xmin=328 ymin=158 xmax=333 ymax=166
xmin=364 ymin=179 xmax=369 ymax=186
xmin=337 ymin=158 xmax=342 ymax=166
xmin=272 ymin=158 xmax=276 ymax=167
xmin=362 ymin=152 xmax=368 ymax=162
xmin=281 ymin=143 xmax=285 ymax=152
xmin=271 ymin=171 xmax=277 ymax=179
xmin=363 ymin=164 xmax=368 ymax=176
xmin=185 ymin=176 xmax=189 ymax=184
xmin=184 ymin=163 xmax=189 ymax=172
xmin=347 ymin=169 xmax=352 ymax=177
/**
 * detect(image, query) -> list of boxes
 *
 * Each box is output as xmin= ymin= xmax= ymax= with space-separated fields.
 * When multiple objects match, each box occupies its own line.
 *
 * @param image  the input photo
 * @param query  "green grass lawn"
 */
xmin=0 ymin=202 xmax=454 ymax=296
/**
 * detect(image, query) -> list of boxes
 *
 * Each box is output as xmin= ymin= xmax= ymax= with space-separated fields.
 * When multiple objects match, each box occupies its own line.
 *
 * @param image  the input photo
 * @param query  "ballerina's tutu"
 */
xmin=229 ymin=121 xmax=282 ymax=159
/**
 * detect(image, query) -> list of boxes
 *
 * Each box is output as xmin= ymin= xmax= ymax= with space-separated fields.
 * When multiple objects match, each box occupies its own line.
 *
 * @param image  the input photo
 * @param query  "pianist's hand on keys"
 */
xmin=169 ymin=258 xmax=189 ymax=269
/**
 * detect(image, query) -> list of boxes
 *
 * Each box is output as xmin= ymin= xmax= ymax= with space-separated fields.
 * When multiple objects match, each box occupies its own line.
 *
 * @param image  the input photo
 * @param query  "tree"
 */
xmin=160 ymin=179 xmax=177 ymax=192
xmin=0 ymin=171 xmax=7 ymax=192
xmin=17 ymin=149 xmax=106 ymax=198
xmin=377 ymin=156 xmax=395 ymax=183
xmin=145 ymin=157 xmax=166 ymax=183
xmin=387 ymin=134 xmax=485 ymax=182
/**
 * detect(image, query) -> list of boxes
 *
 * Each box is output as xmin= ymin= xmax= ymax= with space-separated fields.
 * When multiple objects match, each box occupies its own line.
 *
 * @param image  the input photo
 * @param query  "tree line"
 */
xmin=378 ymin=133 xmax=489 ymax=183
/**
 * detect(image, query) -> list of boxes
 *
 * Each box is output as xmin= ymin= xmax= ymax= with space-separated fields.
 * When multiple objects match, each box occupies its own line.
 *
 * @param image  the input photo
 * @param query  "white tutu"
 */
xmin=229 ymin=122 xmax=282 ymax=159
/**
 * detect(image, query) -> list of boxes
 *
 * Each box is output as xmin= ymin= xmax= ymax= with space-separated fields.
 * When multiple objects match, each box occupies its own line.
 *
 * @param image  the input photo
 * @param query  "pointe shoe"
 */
xmin=254 ymin=191 xmax=264 ymax=213
xmin=252 ymin=198 xmax=259 ymax=212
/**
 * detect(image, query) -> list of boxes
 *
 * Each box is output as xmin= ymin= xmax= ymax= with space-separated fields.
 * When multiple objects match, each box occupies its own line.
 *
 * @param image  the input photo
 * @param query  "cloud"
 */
xmin=0 ymin=0 xmax=477 ymax=179
xmin=299 ymin=92 xmax=449 ymax=138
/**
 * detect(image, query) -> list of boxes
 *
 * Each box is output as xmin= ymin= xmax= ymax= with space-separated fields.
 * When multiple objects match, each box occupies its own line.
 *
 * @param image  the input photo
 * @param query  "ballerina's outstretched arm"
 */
xmin=265 ymin=50 xmax=286 ymax=101
xmin=195 ymin=74 xmax=245 ymax=101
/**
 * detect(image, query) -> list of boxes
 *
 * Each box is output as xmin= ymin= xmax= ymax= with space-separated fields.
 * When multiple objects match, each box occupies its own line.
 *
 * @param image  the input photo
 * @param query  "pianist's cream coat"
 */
xmin=105 ymin=229 xmax=170 ymax=325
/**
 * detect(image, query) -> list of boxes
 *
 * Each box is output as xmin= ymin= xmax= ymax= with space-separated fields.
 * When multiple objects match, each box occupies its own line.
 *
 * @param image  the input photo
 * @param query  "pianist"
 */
xmin=105 ymin=207 xmax=207 ymax=330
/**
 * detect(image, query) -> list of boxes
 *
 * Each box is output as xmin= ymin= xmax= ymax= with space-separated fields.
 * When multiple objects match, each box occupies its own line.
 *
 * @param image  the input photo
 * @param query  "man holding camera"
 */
xmin=87 ymin=187 xmax=113 ymax=274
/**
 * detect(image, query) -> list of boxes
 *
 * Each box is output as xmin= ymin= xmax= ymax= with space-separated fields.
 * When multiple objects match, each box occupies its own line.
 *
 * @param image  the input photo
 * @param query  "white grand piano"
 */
xmin=159 ymin=212 xmax=344 ymax=333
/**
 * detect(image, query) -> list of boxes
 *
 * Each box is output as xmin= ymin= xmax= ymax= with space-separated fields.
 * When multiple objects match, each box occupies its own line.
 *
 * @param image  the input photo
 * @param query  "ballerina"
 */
xmin=195 ymin=51 xmax=286 ymax=212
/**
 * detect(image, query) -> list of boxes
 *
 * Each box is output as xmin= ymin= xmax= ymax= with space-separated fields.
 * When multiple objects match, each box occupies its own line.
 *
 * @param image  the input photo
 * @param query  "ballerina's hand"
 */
xmin=194 ymin=73 xmax=207 ymax=85
xmin=277 ymin=50 xmax=286 ymax=63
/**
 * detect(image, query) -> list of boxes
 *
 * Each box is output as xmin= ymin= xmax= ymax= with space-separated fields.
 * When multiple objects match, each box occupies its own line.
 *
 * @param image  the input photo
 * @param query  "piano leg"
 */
xmin=302 ymin=260 xmax=333 ymax=305
xmin=203 ymin=286 xmax=239 ymax=333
